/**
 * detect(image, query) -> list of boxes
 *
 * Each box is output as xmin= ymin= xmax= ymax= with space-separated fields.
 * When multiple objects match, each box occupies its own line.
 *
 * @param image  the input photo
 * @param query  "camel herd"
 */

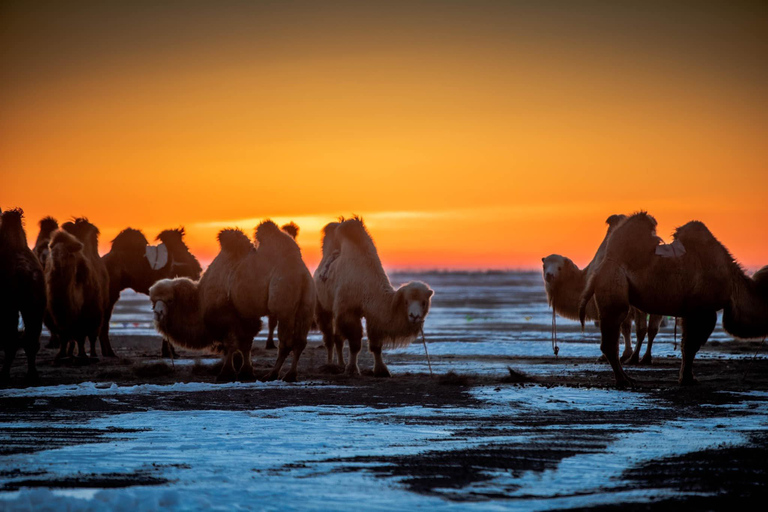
xmin=1 ymin=206 xmax=766 ymax=389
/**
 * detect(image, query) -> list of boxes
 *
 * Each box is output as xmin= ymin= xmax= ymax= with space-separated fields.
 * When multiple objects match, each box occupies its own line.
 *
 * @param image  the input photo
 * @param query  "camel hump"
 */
xmin=111 ymin=228 xmax=149 ymax=254
xmin=217 ymin=229 xmax=252 ymax=256
xmin=255 ymin=220 xmax=282 ymax=243
xmin=156 ymin=227 xmax=186 ymax=245
xmin=673 ymin=221 xmax=716 ymax=247
xmin=38 ymin=216 xmax=59 ymax=234
xmin=336 ymin=217 xmax=373 ymax=248
xmin=281 ymin=222 xmax=299 ymax=240
xmin=50 ymin=229 xmax=84 ymax=253
xmin=0 ymin=208 xmax=28 ymax=249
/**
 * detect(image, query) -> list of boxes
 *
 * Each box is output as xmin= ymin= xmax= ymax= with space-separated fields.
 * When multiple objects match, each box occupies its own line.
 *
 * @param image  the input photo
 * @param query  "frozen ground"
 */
xmin=1 ymin=271 xmax=767 ymax=510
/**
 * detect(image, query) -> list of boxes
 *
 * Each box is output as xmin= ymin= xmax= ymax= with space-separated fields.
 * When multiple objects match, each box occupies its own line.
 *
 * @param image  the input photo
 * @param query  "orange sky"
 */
xmin=1 ymin=1 xmax=766 ymax=271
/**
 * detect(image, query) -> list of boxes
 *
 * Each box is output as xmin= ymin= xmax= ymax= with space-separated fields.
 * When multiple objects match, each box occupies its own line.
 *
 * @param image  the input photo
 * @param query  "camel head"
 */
xmin=48 ymin=230 xmax=85 ymax=269
xmin=542 ymin=254 xmax=577 ymax=286
xmin=149 ymin=278 xmax=183 ymax=326
xmin=394 ymin=281 xmax=434 ymax=326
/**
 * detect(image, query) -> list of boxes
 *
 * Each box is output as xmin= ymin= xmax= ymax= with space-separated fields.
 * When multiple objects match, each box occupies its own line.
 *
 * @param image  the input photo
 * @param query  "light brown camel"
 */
xmin=46 ymin=228 xmax=107 ymax=362
xmin=33 ymin=216 xmax=61 ymax=350
xmin=60 ymin=218 xmax=114 ymax=358
xmin=579 ymin=212 xmax=768 ymax=387
xmin=314 ymin=217 xmax=434 ymax=377
xmin=101 ymin=227 xmax=202 ymax=358
xmin=543 ymin=214 xmax=663 ymax=365
xmin=0 ymin=208 xmax=46 ymax=384
xmin=264 ymin=222 xmax=300 ymax=350
xmin=150 ymin=221 xmax=315 ymax=382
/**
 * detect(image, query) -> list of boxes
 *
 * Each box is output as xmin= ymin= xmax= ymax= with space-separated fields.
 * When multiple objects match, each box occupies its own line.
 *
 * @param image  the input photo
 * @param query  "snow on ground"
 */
xmin=2 ymin=385 xmax=766 ymax=511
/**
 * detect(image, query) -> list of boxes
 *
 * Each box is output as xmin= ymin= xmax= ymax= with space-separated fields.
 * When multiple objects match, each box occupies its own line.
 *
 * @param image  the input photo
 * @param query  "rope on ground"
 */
xmin=551 ymin=308 xmax=560 ymax=358
xmin=420 ymin=327 xmax=433 ymax=377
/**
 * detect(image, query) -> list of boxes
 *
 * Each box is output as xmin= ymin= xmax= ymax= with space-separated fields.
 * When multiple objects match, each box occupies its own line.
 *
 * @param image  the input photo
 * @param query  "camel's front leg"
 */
xmin=640 ymin=314 xmax=663 ymax=365
xmin=599 ymin=309 xmax=635 ymax=389
xmin=369 ymin=338 xmax=391 ymax=378
xmin=619 ymin=313 xmax=634 ymax=363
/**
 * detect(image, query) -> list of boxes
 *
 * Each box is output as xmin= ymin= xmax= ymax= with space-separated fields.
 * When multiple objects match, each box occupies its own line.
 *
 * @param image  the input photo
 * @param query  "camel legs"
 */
xmin=20 ymin=307 xmax=42 ymax=384
xmin=265 ymin=315 xmax=277 ymax=350
xmin=369 ymin=338 xmax=391 ymax=378
xmin=75 ymin=336 xmax=89 ymax=361
xmin=620 ymin=314 xmax=634 ymax=363
xmin=216 ymin=348 xmax=238 ymax=383
xmin=0 ymin=312 xmax=19 ymax=384
xmin=598 ymin=305 xmax=635 ymax=388
xmin=161 ymin=338 xmax=178 ymax=359
xmin=236 ymin=335 xmax=256 ymax=381
xmin=640 ymin=314 xmax=663 ymax=365
xmin=336 ymin=313 xmax=363 ymax=376
xmin=679 ymin=311 xmax=717 ymax=386
xmin=98 ymin=292 xmax=119 ymax=358
xmin=626 ymin=310 xmax=648 ymax=365
xmin=317 ymin=305 xmax=344 ymax=366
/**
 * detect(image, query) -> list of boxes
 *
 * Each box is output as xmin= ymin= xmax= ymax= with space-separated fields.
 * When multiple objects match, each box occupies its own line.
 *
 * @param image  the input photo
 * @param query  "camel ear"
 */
xmin=426 ymin=289 xmax=434 ymax=298
xmin=541 ymin=257 xmax=545 ymax=263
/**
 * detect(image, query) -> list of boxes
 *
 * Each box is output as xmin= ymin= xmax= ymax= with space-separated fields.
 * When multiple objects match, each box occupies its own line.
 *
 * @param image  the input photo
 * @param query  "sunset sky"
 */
xmin=2 ymin=1 xmax=766 ymax=271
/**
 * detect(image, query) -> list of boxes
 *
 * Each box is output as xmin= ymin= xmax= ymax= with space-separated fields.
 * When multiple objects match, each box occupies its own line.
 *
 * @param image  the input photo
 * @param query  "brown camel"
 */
xmin=580 ymin=212 xmax=768 ymax=387
xmin=150 ymin=221 xmax=315 ymax=382
xmin=264 ymin=222 xmax=300 ymax=350
xmin=101 ymin=227 xmax=202 ymax=358
xmin=543 ymin=214 xmax=663 ymax=364
xmin=58 ymin=218 xmax=114 ymax=358
xmin=0 ymin=208 xmax=46 ymax=384
xmin=33 ymin=216 xmax=61 ymax=350
xmin=314 ymin=217 xmax=434 ymax=377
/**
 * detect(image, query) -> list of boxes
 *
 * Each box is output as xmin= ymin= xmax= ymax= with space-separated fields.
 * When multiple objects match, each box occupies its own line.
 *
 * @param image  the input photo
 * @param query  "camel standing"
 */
xmin=101 ymin=227 xmax=202 ymax=358
xmin=580 ymin=212 xmax=768 ymax=387
xmin=150 ymin=221 xmax=315 ymax=382
xmin=314 ymin=218 xmax=434 ymax=377
xmin=543 ymin=214 xmax=663 ymax=364
xmin=0 ymin=209 xmax=46 ymax=384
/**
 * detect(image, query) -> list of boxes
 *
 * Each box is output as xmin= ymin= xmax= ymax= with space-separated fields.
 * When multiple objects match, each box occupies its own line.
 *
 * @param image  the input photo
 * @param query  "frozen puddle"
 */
xmin=2 ymin=384 xmax=767 ymax=511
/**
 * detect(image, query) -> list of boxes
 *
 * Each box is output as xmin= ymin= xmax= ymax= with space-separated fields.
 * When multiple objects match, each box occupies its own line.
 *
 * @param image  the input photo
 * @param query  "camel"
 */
xmin=314 ymin=217 xmax=434 ymax=377
xmin=150 ymin=221 xmax=315 ymax=382
xmin=101 ymin=227 xmax=202 ymax=358
xmin=579 ymin=212 xmax=768 ymax=387
xmin=264 ymin=222 xmax=300 ymax=350
xmin=0 ymin=208 xmax=46 ymax=384
xmin=57 ymin=218 xmax=114 ymax=358
xmin=33 ymin=216 xmax=61 ymax=350
xmin=542 ymin=214 xmax=663 ymax=364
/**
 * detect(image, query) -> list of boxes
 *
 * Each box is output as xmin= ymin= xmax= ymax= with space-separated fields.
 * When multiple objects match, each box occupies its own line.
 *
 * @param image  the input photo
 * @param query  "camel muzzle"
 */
xmin=152 ymin=300 xmax=167 ymax=323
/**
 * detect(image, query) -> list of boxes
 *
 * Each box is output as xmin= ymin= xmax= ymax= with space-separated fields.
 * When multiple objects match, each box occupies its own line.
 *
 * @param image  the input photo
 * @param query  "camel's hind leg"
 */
xmin=282 ymin=332 xmax=307 ymax=383
xmin=619 ymin=313 xmax=634 ymax=363
xmin=316 ymin=305 xmax=337 ymax=365
xmin=679 ymin=311 xmax=717 ymax=386
xmin=236 ymin=335 xmax=256 ymax=381
xmin=596 ymin=302 xmax=635 ymax=388
xmin=626 ymin=310 xmax=648 ymax=365
xmin=100 ymin=291 xmax=120 ymax=358
xmin=640 ymin=314 xmax=663 ymax=365
xmin=336 ymin=313 xmax=363 ymax=376
xmin=265 ymin=315 xmax=277 ymax=350
xmin=0 ymin=311 xmax=19 ymax=384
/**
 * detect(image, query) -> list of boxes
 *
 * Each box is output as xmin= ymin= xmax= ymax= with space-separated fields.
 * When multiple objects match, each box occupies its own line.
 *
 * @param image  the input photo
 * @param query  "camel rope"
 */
xmin=420 ymin=327 xmax=434 ymax=377
xmin=551 ymin=306 xmax=560 ymax=358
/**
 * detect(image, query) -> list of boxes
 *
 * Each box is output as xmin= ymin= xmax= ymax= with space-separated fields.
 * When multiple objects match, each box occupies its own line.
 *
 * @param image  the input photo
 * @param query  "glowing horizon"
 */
xmin=2 ymin=1 xmax=766 ymax=271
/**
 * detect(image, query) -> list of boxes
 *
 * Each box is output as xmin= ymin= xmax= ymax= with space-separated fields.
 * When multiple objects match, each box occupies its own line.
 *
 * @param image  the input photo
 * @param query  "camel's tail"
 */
xmin=0 ymin=208 xmax=29 ymax=249
xmin=578 ymin=273 xmax=597 ymax=331
xmin=217 ymin=228 xmax=252 ymax=257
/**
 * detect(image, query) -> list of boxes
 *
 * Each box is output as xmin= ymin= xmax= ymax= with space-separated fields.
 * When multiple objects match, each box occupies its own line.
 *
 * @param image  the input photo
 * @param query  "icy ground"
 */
xmin=1 ymin=271 xmax=767 ymax=510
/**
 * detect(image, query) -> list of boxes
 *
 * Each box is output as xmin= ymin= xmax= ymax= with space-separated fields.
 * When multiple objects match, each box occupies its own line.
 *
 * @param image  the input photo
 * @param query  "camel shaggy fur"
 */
xmin=264 ymin=222 xmax=301 ymax=350
xmin=101 ymin=227 xmax=202 ymax=358
xmin=33 ymin=216 xmax=61 ymax=349
xmin=580 ymin=212 xmax=768 ymax=387
xmin=0 ymin=208 xmax=46 ymax=384
xmin=543 ymin=214 xmax=663 ymax=364
xmin=314 ymin=218 xmax=434 ymax=377
xmin=150 ymin=222 xmax=315 ymax=382
xmin=45 ymin=229 xmax=105 ymax=361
